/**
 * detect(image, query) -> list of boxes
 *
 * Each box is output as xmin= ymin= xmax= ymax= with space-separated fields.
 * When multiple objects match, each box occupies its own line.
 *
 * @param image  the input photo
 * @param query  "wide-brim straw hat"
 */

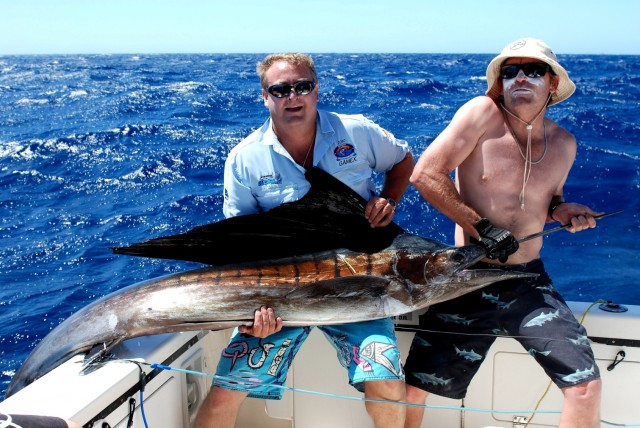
xmin=486 ymin=37 xmax=576 ymax=106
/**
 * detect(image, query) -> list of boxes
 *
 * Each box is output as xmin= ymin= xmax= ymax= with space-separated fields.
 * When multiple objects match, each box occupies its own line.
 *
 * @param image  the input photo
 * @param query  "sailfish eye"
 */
xmin=451 ymin=251 xmax=467 ymax=264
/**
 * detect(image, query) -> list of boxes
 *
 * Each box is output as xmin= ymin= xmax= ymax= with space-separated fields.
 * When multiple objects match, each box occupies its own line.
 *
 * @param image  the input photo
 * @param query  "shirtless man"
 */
xmin=403 ymin=37 xmax=602 ymax=428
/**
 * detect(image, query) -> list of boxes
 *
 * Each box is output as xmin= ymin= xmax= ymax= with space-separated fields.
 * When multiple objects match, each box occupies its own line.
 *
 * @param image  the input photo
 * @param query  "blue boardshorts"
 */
xmin=213 ymin=318 xmax=405 ymax=399
xmin=404 ymin=259 xmax=600 ymax=400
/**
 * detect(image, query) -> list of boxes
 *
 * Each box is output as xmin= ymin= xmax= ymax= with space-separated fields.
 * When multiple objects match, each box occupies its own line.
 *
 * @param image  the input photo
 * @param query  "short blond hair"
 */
xmin=256 ymin=53 xmax=318 ymax=88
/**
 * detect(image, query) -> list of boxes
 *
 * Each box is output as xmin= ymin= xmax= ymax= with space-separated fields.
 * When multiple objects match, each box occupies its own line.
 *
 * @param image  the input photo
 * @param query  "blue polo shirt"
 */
xmin=222 ymin=110 xmax=410 ymax=218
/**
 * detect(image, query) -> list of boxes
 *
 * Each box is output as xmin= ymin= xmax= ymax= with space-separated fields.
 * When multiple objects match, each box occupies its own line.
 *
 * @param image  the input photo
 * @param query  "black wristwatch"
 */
xmin=386 ymin=197 xmax=397 ymax=209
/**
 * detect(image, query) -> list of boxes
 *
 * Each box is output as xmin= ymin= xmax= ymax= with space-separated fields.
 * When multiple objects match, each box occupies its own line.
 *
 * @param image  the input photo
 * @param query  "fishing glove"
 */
xmin=471 ymin=218 xmax=519 ymax=263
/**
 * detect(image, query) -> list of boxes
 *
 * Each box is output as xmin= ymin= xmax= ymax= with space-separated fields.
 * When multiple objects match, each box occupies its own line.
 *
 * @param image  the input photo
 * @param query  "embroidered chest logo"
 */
xmin=258 ymin=173 xmax=282 ymax=186
xmin=333 ymin=141 xmax=357 ymax=166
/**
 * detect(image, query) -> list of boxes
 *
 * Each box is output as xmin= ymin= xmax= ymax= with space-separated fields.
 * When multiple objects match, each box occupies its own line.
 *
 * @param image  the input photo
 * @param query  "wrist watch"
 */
xmin=386 ymin=197 xmax=397 ymax=209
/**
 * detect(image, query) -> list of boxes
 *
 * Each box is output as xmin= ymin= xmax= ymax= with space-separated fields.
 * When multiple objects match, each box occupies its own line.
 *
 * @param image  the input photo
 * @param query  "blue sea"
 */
xmin=1 ymin=53 xmax=638 ymax=398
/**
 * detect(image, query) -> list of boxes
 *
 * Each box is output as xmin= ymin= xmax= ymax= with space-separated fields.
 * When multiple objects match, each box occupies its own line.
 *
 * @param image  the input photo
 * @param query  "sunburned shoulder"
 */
xmin=452 ymin=96 xmax=502 ymax=127
xmin=546 ymin=120 xmax=577 ymax=150
xmin=461 ymin=95 xmax=500 ymax=111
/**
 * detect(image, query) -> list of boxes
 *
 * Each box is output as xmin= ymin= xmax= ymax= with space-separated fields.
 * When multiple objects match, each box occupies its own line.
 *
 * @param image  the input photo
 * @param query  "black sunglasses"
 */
xmin=266 ymin=80 xmax=316 ymax=98
xmin=500 ymin=63 xmax=551 ymax=80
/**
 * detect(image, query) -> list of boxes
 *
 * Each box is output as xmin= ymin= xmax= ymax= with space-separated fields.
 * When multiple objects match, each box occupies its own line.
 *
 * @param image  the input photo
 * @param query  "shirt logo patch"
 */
xmin=258 ymin=173 xmax=282 ymax=186
xmin=334 ymin=142 xmax=357 ymax=166
xmin=334 ymin=142 xmax=355 ymax=158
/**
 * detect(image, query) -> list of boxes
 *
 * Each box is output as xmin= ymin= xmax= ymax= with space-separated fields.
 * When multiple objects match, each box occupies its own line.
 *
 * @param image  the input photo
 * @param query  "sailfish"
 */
xmin=5 ymin=168 xmax=533 ymax=398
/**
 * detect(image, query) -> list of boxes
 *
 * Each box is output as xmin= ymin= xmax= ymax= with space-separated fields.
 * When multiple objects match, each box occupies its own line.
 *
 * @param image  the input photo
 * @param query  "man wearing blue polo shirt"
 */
xmin=195 ymin=52 xmax=414 ymax=428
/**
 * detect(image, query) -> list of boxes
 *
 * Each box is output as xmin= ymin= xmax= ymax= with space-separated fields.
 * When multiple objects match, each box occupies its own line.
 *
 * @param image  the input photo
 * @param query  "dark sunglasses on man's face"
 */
xmin=266 ymin=80 xmax=316 ymax=98
xmin=500 ymin=63 xmax=550 ymax=80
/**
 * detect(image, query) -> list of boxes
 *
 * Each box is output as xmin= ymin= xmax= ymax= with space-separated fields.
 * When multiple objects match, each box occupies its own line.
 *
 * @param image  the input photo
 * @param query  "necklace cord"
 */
xmin=500 ymin=93 xmax=551 ymax=209
xmin=302 ymin=139 xmax=314 ymax=167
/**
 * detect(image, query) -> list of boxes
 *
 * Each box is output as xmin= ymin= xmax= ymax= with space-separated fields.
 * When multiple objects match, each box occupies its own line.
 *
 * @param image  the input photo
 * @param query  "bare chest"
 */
xmin=467 ymin=133 xmax=560 ymax=187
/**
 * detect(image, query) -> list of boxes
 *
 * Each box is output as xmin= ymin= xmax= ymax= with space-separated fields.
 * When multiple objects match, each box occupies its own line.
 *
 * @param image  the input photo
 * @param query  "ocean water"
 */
xmin=0 ymin=53 xmax=638 ymax=398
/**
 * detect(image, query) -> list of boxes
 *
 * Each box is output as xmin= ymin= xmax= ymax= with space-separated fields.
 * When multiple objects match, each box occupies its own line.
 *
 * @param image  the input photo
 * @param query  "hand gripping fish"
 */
xmin=5 ymin=168 xmax=534 ymax=397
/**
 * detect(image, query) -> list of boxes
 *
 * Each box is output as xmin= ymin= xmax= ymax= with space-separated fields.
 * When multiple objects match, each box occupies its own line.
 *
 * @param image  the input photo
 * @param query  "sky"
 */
xmin=1 ymin=0 xmax=638 ymax=55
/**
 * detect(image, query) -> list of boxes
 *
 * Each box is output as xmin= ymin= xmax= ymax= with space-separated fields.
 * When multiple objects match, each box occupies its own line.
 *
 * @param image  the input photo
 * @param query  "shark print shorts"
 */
xmin=404 ymin=259 xmax=600 ymax=400
xmin=213 ymin=317 xmax=404 ymax=399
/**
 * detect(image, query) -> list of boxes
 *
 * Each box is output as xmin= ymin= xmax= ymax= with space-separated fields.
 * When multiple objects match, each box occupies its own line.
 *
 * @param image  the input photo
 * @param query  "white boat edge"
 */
xmin=1 ymin=301 xmax=639 ymax=428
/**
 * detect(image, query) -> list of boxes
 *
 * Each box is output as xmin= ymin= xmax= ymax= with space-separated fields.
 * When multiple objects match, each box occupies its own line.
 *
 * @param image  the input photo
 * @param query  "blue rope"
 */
xmin=147 ymin=363 xmax=640 ymax=426
xmin=139 ymin=389 xmax=149 ymax=428
xmin=128 ymin=360 xmax=150 ymax=428
xmin=155 ymin=362 xmax=555 ymax=412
